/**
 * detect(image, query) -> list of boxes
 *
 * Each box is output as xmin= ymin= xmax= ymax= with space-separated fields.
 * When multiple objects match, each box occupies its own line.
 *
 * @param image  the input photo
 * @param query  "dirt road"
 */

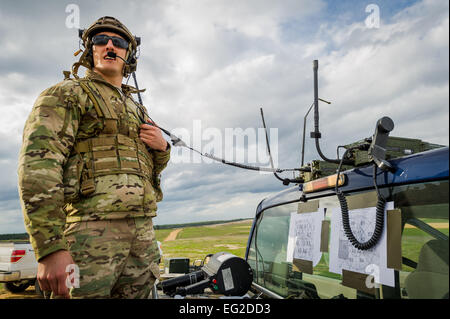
xmin=164 ymin=228 xmax=183 ymax=241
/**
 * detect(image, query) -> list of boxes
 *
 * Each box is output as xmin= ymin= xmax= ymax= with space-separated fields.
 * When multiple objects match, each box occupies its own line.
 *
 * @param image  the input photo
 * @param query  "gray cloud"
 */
xmin=0 ymin=199 xmax=24 ymax=234
xmin=0 ymin=0 xmax=448 ymax=232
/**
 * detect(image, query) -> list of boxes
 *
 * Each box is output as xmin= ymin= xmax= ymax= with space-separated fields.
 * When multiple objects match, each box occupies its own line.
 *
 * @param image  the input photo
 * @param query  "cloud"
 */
xmin=0 ymin=199 xmax=25 ymax=234
xmin=0 ymin=0 xmax=448 ymax=232
xmin=303 ymin=0 xmax=449 ymax=155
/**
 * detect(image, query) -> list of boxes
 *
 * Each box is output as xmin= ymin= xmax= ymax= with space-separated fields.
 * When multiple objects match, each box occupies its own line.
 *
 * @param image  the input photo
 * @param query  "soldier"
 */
xmin=17 ymin=16 xmax=170 ymax=298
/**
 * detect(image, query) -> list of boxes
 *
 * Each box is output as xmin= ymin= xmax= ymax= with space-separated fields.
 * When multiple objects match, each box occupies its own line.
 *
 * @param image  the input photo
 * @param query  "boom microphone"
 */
xmin=107 ymin=51 xmax=128 ymax=63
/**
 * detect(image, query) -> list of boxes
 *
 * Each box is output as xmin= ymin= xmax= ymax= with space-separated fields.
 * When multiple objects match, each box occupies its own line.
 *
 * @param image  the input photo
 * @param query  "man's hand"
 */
xmin=37 ymin=250 xmax=74 ymax=299
xmin=139 ymin=121 xmax=168 ymax=151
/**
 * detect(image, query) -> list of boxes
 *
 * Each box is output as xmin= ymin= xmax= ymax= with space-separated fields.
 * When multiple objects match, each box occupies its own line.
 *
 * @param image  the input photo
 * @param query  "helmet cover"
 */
xmin=73 ymin=16 xmax=140 ymax=78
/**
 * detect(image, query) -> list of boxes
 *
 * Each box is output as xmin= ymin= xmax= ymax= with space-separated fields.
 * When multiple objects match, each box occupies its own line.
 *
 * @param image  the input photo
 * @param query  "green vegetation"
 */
xmin=176 ymin=222 xmax=252 ymax=239
xmin=401 ymin=226 xmax=449 ymax=272
xmin=154 ymin=218 xmax=250 ymax=230
xmin=0 ymin=219 xmax=251 ymax=239
xmin=156 ymin=220 xmax=253 ymax=264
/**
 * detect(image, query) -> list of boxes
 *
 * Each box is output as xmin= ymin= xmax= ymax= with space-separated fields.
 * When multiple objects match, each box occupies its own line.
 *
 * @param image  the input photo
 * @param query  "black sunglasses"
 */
xmin=92 ymin=34 xmax=129 ymax=49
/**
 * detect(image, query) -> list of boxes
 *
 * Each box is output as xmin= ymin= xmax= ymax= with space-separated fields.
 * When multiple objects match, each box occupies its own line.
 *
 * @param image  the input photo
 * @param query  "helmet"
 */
xmin=72 ymin=16 xmax=141 ymax=78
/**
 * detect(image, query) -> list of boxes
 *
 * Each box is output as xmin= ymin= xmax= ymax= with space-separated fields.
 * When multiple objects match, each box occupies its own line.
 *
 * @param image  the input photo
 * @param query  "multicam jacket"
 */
xmin=18 ymin=69 xmax=170 ymax=261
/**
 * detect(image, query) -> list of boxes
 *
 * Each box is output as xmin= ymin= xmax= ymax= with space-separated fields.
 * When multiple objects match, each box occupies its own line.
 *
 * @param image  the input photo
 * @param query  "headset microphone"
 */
xmin=106 ymin=51 xmax=128 ymax=63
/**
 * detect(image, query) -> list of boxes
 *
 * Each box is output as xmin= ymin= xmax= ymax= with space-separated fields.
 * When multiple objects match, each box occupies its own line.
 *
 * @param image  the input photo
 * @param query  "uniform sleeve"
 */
xmin=17 ymin=82 xmax=80 ymax=261
xmin=151 ymin=144 xmax=171 ymax=176
xmin=150 ymin=145 xmax=171 ymax=202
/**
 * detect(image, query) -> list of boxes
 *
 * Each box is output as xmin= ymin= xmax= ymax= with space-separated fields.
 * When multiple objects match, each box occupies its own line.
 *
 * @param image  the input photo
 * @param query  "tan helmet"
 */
xmin=72 ymin=16 xmax=141 ymax=78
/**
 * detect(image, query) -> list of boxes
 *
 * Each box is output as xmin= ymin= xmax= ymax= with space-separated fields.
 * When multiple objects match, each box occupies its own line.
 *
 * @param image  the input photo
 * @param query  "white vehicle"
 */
xmin=0 ymin=239 xmax=163 ymax=297
xmin=0 ymin=241 xmax=38 ymax=293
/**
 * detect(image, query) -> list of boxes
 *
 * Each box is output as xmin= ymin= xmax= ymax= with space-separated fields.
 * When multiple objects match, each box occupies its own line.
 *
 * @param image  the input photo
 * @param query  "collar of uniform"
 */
xmin=84 ymin=69 xmax=118 ymax=89
xmin=85 ymin=68 xmax=106 ymax=82
xmin=84 ymin=69 xmax=141 ymax=98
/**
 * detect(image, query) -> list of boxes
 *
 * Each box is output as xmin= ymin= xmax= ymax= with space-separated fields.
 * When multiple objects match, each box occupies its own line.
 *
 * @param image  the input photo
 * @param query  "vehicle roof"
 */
xmin=258 ymin=146 xmax=449 ymax=214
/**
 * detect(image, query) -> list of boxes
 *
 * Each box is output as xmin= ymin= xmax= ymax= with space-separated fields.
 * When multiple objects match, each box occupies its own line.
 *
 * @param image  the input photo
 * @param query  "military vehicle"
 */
xmin=158 ymin=60 xmax=448 ymax=300
xmin=243 ymin=60 xmax=449 ymax=299
xmin=245 ymin=144 xmax=448 ymax=299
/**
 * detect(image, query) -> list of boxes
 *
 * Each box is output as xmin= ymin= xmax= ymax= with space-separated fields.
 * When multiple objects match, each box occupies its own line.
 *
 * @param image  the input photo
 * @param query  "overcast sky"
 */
xmin=0 ymin=0 xmax=448 ymax=234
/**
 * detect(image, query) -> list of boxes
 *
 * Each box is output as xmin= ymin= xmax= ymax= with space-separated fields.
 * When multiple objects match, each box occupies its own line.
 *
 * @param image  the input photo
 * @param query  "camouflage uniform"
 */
xmin=18 ymin=68 xmax=170 ymax=298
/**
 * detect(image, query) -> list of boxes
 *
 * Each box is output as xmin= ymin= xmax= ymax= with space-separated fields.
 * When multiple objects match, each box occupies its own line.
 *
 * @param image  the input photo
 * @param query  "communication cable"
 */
xmin=335 ymin=148 xmax=386 ymax=250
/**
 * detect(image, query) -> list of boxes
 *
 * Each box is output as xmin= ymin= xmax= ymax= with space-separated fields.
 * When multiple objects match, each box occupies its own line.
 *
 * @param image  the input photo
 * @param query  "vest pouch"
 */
xmin=80 ymin=166 xmax=96 ymax=197
xmin=79 ymin=156 xmax=96 ymax=196
xmin=62 ymin=153 xmax=83 ymax=203
xmin=80 ymin=178 xmax=95 ymax=196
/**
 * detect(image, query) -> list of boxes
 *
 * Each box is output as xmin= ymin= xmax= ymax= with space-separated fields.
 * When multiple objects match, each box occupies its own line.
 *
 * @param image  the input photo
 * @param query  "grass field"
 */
xmin=155 ymin=220 xmax=253 ymax=264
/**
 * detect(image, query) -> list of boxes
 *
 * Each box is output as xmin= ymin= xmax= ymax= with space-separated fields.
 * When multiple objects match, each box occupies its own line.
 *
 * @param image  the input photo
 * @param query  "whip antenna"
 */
xmin=260 ymin=107 xmax=306 ymax=185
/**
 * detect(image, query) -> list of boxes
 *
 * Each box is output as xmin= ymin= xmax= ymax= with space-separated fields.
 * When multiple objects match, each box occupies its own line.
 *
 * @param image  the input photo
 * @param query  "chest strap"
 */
xmin=77 ymin=79 xmax=118 ymax=120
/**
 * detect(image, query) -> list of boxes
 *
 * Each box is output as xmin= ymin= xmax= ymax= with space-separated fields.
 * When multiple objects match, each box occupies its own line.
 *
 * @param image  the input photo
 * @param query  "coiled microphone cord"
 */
xmin=335 ymin=148 xmax=386 ymax=250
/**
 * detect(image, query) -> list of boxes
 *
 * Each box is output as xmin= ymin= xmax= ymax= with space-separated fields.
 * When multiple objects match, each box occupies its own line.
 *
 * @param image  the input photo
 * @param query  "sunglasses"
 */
xmin=92 ymin=34 xmax=129 ymax=49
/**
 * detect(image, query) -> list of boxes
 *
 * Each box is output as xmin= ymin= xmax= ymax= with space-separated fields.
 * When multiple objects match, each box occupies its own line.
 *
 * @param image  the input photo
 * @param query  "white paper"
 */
xmin=329 ymin=201 xmax=395 ymax=287
xmin=286 ymin=209 xmax=325 ymax=266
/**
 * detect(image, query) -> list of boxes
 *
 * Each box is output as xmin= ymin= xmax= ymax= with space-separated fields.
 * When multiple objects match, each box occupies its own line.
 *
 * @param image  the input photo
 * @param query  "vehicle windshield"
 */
xmin=247 ymin=179 xmax=449 ymax=299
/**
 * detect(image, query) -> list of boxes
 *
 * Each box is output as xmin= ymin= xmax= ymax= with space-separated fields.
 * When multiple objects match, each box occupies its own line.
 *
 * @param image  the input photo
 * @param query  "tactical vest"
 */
xmin=71 ymin=78 xmax=155 ymax=198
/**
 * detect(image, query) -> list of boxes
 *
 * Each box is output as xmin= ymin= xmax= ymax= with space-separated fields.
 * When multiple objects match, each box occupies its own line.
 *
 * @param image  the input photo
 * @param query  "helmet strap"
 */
xmin=71 ymin=47 xmax=92 ymax=79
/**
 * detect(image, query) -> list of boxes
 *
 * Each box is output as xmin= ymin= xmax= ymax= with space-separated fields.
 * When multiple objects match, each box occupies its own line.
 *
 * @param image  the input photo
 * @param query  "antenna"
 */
xmin=301 ymin=102 xmax=314 ymax=167
xmin=310 ymin=60 xmax=353 ymax=165
xmin=260 ymin=107 xmax=306 ymax=185
xmin=132 ymin=72 xmax=143 ymax=105
xmin=260 ymin=108 xmax=275 ymax=170
xmin=301 ymin=98 xmax=331 ymax=167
